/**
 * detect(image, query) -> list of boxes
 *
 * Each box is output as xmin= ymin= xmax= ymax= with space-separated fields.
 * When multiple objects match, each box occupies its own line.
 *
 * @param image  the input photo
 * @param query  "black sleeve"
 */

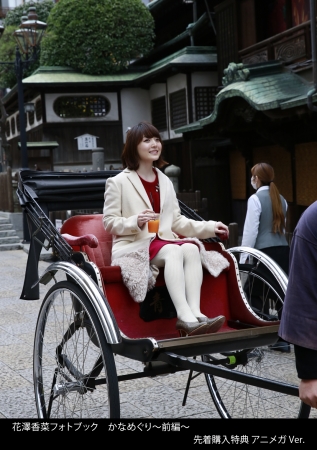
xmin=294 ymin=344 xmax=317 ymax=379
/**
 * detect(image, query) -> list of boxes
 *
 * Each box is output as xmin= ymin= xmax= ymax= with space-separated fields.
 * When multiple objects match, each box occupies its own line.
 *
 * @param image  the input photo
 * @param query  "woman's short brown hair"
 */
xmin=122 ymin=121 xmax=168 ymax=170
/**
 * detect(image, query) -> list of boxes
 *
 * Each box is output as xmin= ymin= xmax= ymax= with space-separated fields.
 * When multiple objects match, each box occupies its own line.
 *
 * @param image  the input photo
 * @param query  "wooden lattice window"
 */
xmin=169 ymin=89 xmax=187 ymax=130
xmin=151 ymin=96 xmax=167 ymax=132
xmin=53 ymin=96 xmax=111 ymax=118
xmin=195 ymin=87 xmax=217 ymax=120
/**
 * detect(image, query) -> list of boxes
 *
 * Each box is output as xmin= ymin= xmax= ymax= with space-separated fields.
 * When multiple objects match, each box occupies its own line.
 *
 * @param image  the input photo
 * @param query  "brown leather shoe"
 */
xmin=176 ymin=319 xmax=209 ymax=337
xmin=197 ymin=315 xmax=225 ymax=333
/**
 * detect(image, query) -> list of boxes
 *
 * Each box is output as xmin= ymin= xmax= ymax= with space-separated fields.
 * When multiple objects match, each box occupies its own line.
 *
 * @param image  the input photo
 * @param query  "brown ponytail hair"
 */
xmin=251 ymin=162 xmax=285 ymax=234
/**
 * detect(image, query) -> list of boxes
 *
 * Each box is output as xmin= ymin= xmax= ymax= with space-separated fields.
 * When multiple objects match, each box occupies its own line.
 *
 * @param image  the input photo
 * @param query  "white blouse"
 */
xmin=240 ymin=186 xmax=288 ymax=263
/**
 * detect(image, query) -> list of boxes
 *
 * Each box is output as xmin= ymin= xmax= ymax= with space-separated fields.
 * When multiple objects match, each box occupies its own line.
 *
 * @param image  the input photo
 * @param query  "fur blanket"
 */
xmin=111 ymin=237 xmax=230 ymax=303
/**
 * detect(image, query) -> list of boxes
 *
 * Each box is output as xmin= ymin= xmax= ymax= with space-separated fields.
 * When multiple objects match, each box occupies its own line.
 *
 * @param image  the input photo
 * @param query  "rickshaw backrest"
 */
xmin=61 ymin=214 xmax=113 ymax=267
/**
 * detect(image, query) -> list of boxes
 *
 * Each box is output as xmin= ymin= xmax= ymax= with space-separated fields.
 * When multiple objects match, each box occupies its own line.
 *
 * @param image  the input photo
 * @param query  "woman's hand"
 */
xmin=215 ymin=221 xmax=229 ymax=240
xmin=137 ymin=209 xmax=156 ymax=228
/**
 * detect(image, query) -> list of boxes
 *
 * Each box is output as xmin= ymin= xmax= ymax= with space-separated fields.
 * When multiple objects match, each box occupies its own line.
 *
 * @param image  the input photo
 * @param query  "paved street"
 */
xmin=0 ymin=248 xmax=316 ymax=419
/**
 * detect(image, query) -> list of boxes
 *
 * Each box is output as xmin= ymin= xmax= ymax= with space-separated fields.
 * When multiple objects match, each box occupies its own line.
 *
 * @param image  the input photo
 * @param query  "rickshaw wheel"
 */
xmin=236 ymin=255 xmax=284 ymax=322
xmin=202 ymin=348 xmax=304 ymax=418
xmin=203 ymin=247 xmax=309 ymax=418
xmin=33 ymin=280 xmax=120 ymax=418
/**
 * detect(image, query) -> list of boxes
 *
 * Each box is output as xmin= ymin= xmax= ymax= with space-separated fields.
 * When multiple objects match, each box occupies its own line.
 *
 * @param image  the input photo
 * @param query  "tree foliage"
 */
xmin=4 ymin=0 xmax=55 ymax=27
xmin=40 ymin=0 xmax=155 ymax=74
xmin=0 ymin=1 xmax=55 ymax=88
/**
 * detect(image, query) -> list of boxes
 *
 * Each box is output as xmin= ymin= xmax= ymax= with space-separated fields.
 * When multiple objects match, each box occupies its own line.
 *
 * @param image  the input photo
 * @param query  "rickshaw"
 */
xmin=16 ymin=169 xmax=311 ymax=419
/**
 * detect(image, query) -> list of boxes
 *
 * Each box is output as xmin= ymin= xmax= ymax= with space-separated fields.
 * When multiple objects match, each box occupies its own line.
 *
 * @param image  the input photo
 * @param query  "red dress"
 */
xmin=138 ymin=171 xmax=194 ymax=260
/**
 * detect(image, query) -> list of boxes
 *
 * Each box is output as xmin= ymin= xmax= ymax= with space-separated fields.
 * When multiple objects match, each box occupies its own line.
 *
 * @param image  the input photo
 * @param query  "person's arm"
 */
xmin=168 ymin=179 xmax=220 ymax=239
xmin=239 ymin=195 xmax=261 ymax=263
xmin=294 ymin=345 xmax=317 ymax=408
xmin=294 ymin=345 xmax=317 ymax=379
xmin=284 ymin=198 xmax=288 ymax=230
xmin=103 ymin=177 xmax=141 ymax=236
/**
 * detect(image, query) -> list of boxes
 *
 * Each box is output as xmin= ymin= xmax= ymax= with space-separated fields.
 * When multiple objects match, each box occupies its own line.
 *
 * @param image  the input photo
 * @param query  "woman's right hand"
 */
xmin=215 ymin=221 xmax=229 ymax=240
xmin=137 ymin=209 xmax=156 ymax=228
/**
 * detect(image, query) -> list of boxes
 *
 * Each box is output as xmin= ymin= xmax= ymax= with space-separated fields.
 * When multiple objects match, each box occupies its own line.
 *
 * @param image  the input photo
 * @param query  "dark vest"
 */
xmin=255 ymin=189 xmax=288 ymax=249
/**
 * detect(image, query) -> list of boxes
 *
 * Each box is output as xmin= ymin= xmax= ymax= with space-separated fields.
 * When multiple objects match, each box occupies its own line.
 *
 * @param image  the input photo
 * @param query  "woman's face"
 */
xmin=137 ymin=135 xmax=162 ymax=163
xmin=251 ymin=175 xmax=258 ymax=190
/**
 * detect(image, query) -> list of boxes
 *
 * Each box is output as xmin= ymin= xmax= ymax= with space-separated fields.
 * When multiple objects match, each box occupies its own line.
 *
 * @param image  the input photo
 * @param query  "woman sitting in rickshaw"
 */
xmin=103 ymin=122 xmax=230 ymax=337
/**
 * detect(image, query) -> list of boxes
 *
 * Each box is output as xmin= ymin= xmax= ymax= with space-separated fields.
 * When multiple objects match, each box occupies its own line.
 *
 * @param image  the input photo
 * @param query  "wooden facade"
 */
xmin=180 ymin=0 xmax=317 ymax=232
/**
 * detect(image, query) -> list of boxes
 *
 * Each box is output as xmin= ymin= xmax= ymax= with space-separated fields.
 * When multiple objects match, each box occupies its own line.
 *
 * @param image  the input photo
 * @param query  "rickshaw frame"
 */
xmin=16 ymin=169 xmax=310 ymax=419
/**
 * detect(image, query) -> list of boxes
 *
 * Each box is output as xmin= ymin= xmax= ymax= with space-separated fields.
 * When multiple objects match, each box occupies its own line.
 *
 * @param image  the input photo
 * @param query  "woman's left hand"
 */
xmin=215 ymin=221 xmax=229 ymax=240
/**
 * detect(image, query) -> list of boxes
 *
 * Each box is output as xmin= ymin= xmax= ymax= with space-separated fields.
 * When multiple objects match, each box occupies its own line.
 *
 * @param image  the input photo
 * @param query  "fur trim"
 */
xmin=181 ymin=237 xmax=230 ymax=277
xmin=111 ymin=249 xmax=158 ymax=303
xmin=112 ymin=239 xmax=229 ymax=303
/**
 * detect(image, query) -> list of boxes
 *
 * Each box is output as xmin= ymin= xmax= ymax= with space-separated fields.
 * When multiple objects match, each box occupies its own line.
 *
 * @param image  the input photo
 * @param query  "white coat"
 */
xmin=102 ymin=168 xmax=229 ymax=302
xmin=103 ymin=167 xmax=217 ymax=259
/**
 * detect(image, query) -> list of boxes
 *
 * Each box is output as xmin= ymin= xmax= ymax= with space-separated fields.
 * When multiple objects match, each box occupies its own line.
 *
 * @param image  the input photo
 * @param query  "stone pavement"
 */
xmin=0 ymin=248 xmax=316 ymax=419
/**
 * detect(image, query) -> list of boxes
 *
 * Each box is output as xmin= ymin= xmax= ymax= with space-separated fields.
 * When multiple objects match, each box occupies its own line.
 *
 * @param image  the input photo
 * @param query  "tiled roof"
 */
xmin=176 ymin=63 xmax=315 ymax=134
xmin=21 ymin=47 xmax=216 ymax=87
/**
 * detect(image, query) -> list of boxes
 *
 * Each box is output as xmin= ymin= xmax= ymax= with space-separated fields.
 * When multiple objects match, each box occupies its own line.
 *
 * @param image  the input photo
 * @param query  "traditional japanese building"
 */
xmin=176 ymin=0 xmax=317 ymax=233
xmin=3 ymin=0 xmax=317 ymax=232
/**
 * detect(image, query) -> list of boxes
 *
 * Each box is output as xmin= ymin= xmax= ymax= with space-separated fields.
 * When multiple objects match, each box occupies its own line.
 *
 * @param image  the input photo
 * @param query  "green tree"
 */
xmin=0 ymin=1 xmax=55 ymax=89
xmin=40 ymin=0 xmax=155 ymax=74
xmin=4 ymin=0 xmax=55 ymax=27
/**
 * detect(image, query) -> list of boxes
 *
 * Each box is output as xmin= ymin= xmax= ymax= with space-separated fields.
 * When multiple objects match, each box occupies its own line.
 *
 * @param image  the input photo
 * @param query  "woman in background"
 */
xmin=241 ymin=162 xmax=290 ymax=352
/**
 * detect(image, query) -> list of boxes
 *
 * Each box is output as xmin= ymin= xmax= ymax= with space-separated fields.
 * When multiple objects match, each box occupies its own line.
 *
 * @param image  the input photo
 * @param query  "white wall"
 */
xmin=121 ymin=88 xmax=151 ymax=142
xmin=149 ymin=83 xmax=166 ymax=99
xmin=167 ymin=73 xmax=187 ymax=139
xmin=6 ymin=95 xmax=42 ymax=141
xmin=149 ymin=83 xmax=169 ymax=140
xmin=45 ymin=92 xmax=119 ymax=123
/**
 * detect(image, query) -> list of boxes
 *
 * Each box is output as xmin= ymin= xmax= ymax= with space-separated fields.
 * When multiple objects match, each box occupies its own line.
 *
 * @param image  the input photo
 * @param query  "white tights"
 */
xmin=151 ymin=243 xmax=205 ymax=322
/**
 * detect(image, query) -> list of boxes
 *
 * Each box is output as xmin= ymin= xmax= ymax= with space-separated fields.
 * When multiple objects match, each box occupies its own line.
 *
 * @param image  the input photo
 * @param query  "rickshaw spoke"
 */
xmin=34 ymin=281 xmax=120 ymax=418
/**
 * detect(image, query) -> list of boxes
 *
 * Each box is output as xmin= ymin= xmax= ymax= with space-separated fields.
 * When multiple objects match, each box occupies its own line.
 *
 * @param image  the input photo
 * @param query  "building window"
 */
xmin=53 ymin=95 xmax=111 ymax=118
xmin=151 ymin=96 xmax=167 ymax=132
xmin=195 ymin=86 xmax=217 ymax=120
xmin=169 ymin=89 xmax=187 ymax=130
xmin=11 ymin=117 xmax=15 ymax=135
xmin=36 ymin=100 xmax=42 ymax=121
xmin=5 ymin=120 xmax=10 ymax=137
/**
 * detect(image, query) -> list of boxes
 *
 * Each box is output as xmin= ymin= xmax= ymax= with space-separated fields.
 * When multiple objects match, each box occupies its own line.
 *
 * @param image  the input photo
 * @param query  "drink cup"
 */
xmin=148 ymin=213 xmax=160 ymax=233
